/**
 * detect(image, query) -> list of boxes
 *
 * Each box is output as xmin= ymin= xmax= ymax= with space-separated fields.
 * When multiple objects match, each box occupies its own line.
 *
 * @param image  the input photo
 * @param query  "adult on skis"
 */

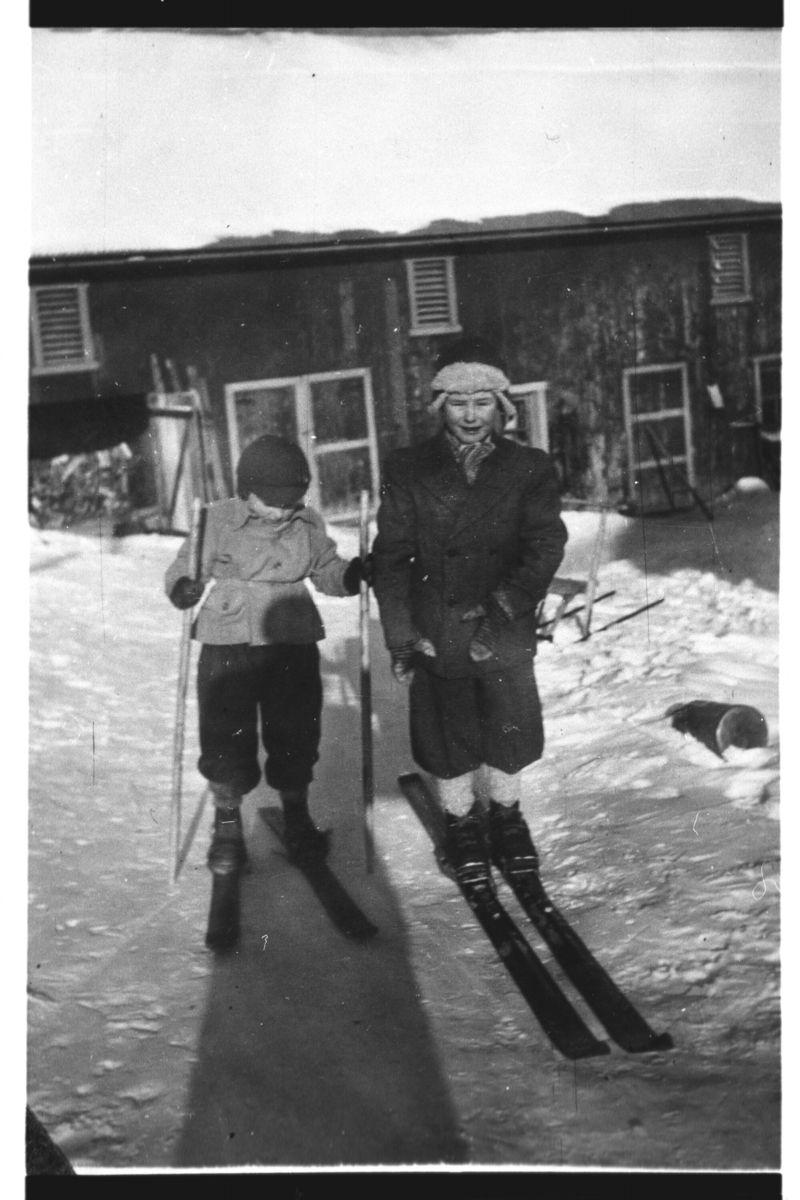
xmin=165 ymin=434 xmax=369 ymax=874
xmin=372 ymin=337 xmax=568 ymax=885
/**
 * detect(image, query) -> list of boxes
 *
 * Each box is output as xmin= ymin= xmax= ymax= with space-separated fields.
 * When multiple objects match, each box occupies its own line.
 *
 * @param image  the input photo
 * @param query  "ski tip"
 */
xmin=205 ymin=934 xmax=239 ymax=953
xmin=620 ymin=1030 xmax=675 ymax=1054
xmin=561 ymin=1037 xmax=610 ymax=1060
xmin=644 ymin=1032 xmax=675 ymax=1053
xmin=582 ymin=1039 xmax=612 ymax=1059
xmin=343 ymin=920 xmax=380 ymax=941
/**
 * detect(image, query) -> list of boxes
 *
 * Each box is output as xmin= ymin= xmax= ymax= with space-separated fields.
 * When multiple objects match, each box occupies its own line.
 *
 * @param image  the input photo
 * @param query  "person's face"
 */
xmin=442 ymin=392 xmax=499 ymax=444
xmin=247 ymin=493 xmax=297 ymax=521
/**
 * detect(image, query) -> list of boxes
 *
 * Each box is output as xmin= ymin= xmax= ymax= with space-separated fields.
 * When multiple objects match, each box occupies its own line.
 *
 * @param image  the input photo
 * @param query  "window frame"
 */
xmin=506 ymin=381 xmax=550 ymax=451
xmin=752 ymin=352 xmax=781 ymax=430
xmin=405 ymin=256 xmax=462 ymax=337
xmin=30 ymin=283 xmax=99 ymax=375
xmin=224 ymin=368 xmax=380 ymax=519
xmin=622 ymin=361 xmax=696 ymax=504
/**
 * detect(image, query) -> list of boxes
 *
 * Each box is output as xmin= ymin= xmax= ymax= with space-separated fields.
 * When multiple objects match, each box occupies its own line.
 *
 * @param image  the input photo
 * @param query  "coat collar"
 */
xmin=229 ymin=497 xmax=312 ymax=532
xmin=415 ymin=431 xmax=521 ymax=535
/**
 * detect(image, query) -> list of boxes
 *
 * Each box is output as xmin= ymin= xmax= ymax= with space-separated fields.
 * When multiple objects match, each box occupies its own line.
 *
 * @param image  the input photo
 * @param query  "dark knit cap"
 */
xmin=236 ymin=435 xmax=311 ymax=507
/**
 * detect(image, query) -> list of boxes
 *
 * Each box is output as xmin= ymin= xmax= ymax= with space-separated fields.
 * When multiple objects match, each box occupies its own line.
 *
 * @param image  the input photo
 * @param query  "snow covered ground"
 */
xmin=27 ymin=485 xmax=780 ymax=1171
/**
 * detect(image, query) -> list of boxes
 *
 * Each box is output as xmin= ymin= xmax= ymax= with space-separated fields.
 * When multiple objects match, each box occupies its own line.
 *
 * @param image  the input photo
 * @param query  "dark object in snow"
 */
xmin=260 ymin=808 xmax=378 ymax=940
xmin=28 ymin=394 xmax=150 ymax=460
xmin=486 ymin=815 xmax=674 ymax=1054
xmin=399 ymin=773 xmax=610 ymax=1061
xmin=205 ymin=871 xmax=241 ymax=952
xmin=667 ymin=701 xmax=768 ymax=758
xmin=26 ymin=1106 xmax=75 ymax=1175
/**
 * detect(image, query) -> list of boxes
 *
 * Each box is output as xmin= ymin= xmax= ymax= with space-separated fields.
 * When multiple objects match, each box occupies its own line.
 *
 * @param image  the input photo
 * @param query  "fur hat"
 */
xmin=236 ymin=435 xmax=311 ymax=508
xmin=430 ymin=335 xmax=516 ymax=417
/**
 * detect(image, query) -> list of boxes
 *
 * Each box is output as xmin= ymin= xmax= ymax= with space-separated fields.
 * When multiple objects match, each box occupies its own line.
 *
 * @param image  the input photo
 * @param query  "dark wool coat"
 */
xmin=372 ymin=432 xmax=568 ymax=679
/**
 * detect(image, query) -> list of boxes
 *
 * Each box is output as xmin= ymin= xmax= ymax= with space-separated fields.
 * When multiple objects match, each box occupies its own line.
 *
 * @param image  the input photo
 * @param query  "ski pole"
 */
xmin=359 ymin=489 xmax=376 ymax=873
xmin=170 ymin=497 xmax=205 ymax=884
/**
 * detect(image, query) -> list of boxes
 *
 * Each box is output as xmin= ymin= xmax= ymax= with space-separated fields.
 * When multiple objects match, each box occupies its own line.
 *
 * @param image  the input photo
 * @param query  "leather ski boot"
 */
xmin=443 ymin=808 xmax=492 ymax=886
xmin=207 ymin=806 xmax=248 ymax=875
xmin=488 ymin=799 xmax=539 ymax=879
xmin=207 ymin=781 xmax=248 ymax=875
xmin=280 ymin=791 xmax=330 ymax=864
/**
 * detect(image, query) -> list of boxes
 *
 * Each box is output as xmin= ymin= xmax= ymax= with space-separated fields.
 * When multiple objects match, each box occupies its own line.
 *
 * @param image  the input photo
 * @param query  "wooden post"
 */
xmin=150 ymin=354 xmax=193 ymax=532
xmin=166 ymin=417 xmax=195 ymax=525
xmin=578 ymin=509 xmax=608 ymax=640
xmin=187 ymin=365 xmax=229 ymax=500
xmin=383 ymin=277 xmax=411 ymax=445
xmin=359 ymin=489 xmax=375 ymax=873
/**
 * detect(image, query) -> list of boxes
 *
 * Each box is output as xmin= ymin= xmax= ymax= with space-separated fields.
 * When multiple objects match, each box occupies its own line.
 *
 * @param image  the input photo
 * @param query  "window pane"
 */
xmin=628 ymin=370 xmax=684 ymax=415
xmin=310 ymin=378 xmax=368 ymax=443
xmin=234 ymin=387 xmax=298 ymax=450
xmin=639 ymin=416 xmax=686 ymax=460
xmin=316 ymin=446 xmax=372 ymax=516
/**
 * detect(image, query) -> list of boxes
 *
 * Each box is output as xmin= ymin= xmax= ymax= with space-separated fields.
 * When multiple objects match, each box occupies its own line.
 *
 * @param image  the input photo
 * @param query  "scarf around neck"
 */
xmin=444 ymin=430 xmax=496 ymax=485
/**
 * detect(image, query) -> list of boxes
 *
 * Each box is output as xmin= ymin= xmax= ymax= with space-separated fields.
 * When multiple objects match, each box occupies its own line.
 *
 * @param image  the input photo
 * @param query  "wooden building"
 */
xmin=29 ymin=202 xmax=781 ymax=526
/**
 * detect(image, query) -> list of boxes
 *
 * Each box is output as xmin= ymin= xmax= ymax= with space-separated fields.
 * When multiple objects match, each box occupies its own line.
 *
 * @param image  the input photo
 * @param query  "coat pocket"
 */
xmin=203 ymin=582 xmax=247 ymax=622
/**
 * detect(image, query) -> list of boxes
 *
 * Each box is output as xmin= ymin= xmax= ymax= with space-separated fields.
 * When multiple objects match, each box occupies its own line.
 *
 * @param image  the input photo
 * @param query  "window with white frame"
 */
xmin=753 ymin=354 xmax=781 ymax=433
xmin=506 ymin=382 xmax=549 ymax=451
xmin=30 ymin=284 xmax=98 ymax=374
xmin=405 ymin=257 xmax=461 ymax=336
xmin=709 ymin=233 xmax=752 ymax=305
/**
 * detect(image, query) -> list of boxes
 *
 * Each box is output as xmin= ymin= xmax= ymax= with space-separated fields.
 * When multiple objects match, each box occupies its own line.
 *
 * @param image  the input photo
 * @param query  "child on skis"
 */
xmin=372 ymin=337 xmax=567 ymax=885
xmin=165 ymin=434 xmax=369 ymax=874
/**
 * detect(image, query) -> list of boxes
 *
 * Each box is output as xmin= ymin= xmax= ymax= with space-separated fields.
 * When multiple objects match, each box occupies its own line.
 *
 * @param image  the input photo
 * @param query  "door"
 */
xmin=622 ymin=363 xmax=694 ymax=512
xmin=225 ymin=369 xmax=379 ymax=519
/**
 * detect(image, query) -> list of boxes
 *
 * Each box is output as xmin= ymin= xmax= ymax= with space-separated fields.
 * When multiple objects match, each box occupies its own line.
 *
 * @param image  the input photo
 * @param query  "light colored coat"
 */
xmin=164 ymin=497 xmax=351 ymax=645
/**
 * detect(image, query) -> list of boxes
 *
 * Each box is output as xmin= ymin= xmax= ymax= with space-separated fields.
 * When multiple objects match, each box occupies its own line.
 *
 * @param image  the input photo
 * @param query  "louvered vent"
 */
xmin=709 ymin=234 xmax=751 ymax=304
xmin=30 ymin=285 xmax=98 ymax=373
xmin=405 ymin=257 xmax=461 ymax=336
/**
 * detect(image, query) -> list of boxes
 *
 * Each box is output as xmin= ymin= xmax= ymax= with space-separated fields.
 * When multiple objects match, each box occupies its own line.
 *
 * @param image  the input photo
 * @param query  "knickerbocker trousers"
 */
xmin=197 ymin=642 xmax=323 ymax=795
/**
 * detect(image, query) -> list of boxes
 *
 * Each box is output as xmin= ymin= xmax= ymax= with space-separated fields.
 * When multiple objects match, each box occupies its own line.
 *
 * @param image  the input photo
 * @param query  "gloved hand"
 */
xmin=169 ymin=576 xmax=205 ymax=610
xmin=461 ymin=593 xmax=513 ymax=664
xmin=389 ymin=637 xmax=437 ymax=685
xmin=343 ymin=554 xmax=374 ymax=595
xmin=468 ymin=618 xmax=497 ymax=663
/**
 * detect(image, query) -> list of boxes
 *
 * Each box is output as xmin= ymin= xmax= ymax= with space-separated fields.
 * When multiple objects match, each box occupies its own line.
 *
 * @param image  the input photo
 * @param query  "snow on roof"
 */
xmin=29 ymin=199 xmax=781 ymax=277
